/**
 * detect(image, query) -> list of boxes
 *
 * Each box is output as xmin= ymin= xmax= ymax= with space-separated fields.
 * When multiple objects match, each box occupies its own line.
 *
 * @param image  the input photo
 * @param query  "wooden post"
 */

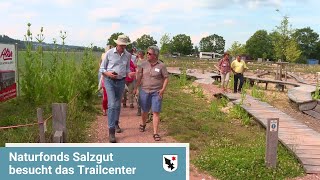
xmin=285 ymin=65 xmax=287 ymax=81
xmin=279 ymin=65 xmax=283 ymax=81
xmin=266 ymin=118 xmax=279 ymax=168
xmin=53 ymin=131 xmax=63 ymax=143
xmin=265 ymin=82 xmax=268 ymax=90
xmin=37 ymin=108 xmax=45 ymax=143
xmin=52 ymin=103 xmax=67 ymax=143
xmin=15 ymin=43 xmax=20 ymax=96
xmin=275 ymin=65 xmax=279 ymax=80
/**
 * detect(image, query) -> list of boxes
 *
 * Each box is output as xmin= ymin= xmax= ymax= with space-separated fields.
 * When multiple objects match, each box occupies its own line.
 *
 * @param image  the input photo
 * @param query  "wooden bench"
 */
xmin=211 ymin=75 xmax=221 ymax=82
xmin=244 ymin=76 xmax=299 ymax=91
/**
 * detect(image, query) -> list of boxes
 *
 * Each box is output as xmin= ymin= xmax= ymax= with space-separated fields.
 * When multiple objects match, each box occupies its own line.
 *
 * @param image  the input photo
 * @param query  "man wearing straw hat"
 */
xmin=100 ymin=34 xmax=135 ymax=143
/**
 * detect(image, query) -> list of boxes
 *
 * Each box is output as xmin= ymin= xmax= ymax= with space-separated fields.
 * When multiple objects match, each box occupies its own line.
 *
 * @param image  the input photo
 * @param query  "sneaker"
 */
xmin=130 ymin=104 xmax=134 ymax=108
xmin=115 ymin=125 xmax=122 ymax=133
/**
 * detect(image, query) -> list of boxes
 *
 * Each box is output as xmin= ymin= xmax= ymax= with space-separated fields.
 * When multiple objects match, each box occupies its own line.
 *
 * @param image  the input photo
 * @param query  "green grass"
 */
xmin=17 ymin=51 xmax=101 ymax=69
xmin=0 ymin=96 xmax=100 ymax=146
xmin=0 ymin=98 xmax=44 ymax=146
xmin=161 ymin=76 xmax=304 ymax=179
xmin=161 ymin=56 xmax=218 ymax=72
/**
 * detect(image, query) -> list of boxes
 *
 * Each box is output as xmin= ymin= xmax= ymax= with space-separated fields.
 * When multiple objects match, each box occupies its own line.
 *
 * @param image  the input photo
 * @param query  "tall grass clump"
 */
xmin=251 ymin=84 xmax=266 ymax=101
xmin=240 ymin=80 xmax=250 ymax=105
xmin=179 ymin=66 xmax=188 ymax=86
xmin=76 ymin=45 xmax=99 ymax=107
xmin=20 ymin=24 xmax=97 ymax=106
xmin=312 ymin=81 xmax=320 ymax=100
xmin=49 ymin=35 xmax=77 ymax=103
xmin=228 ymin=74 xmax=234 ymax=91
xmin=229 ymin=104 xmax=252 ymax=125
xmin=21 ymin=23 xmax=49 ymax=105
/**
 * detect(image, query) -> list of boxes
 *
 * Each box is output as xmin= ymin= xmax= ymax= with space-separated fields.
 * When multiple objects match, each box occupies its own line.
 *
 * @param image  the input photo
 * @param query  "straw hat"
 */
xmin=113 ymin=34 xmax=131 ymax=45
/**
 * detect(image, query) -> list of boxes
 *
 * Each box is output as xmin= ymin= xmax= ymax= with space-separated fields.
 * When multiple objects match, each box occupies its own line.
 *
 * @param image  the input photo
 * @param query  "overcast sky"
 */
xmin=1 ymin=0 xmax=318 ymax=49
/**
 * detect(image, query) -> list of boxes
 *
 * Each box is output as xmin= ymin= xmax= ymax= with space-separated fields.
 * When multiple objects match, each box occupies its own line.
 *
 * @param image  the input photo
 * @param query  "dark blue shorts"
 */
xmin=139 ymin=89 xmax=162 ymax=113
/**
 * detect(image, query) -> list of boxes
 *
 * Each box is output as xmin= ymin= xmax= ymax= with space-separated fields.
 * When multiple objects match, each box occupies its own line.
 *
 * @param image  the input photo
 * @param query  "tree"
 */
xmin=107 ymin=32 xmax=131 ymax=47
xmin=285 ymin=39 xmax=302 ymax=62
xmin=160 ymin=33 xmax=171 ymax=55
xmin=131 ymin=41 xmax=138 ymax=48
xmin=245 ymin=30 xmax=273 ymax=59
xmin=193 ymin=46 xmax=199 ymax=56
xmin=273 ymin=16 xmax=302 ymax=63
xmin=292 ymin=27 xmax=319 ymax=58
xmin=170 ymin=34 xmax=193 ymax=55
xmin=92 ymin=46 xmax=99 ymax=51
xmin=269 ymin=31 xmax=279 ymax=60
xmin=228 ymin=41 xmax=246 ymax=57
xmin=273 ymin=16 xmax=292 ymax=61
xmin=199 ymin=34 xmax=225 ymax=54
xmin=314 ymin=41 xmax=320 ymax=60
xmin=136 ymin=34 xmax=157 ymax=51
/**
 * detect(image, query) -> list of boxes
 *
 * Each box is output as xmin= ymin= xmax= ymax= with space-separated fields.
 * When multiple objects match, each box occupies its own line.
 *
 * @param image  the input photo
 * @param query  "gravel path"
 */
xmin=87 ymin=104 xmax=216 ymax=180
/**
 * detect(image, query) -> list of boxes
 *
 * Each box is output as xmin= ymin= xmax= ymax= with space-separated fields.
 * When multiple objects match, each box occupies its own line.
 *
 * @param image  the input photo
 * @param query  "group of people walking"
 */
xmin=99 ymin=34 xmax=168 ymax=143
xmin=217 ymin=52 xmax=248 ymax=93
xmin=98 ymin=34 xmax=247 ymax=143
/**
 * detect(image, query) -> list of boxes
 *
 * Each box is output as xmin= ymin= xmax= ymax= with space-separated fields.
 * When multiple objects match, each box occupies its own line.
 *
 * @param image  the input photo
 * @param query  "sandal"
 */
xmin=139 ymin=124 xmax=146 ymax=132
xmin=153 ymin=134 xmax=161 ymax=141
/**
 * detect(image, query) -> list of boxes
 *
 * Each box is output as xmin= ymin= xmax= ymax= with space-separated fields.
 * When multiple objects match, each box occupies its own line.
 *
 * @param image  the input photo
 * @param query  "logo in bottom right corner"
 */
xmin=163 ymin=155 xmax=178 ymax=172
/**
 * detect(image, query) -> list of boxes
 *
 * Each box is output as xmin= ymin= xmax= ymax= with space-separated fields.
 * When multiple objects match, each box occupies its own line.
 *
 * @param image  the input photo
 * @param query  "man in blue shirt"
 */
xmin=100 ymin=34 xmax=135 ymax=143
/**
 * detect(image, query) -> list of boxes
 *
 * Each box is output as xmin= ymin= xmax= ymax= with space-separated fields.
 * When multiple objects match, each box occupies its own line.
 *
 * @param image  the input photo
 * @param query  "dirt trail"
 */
xmin=88 ymin=105 xmax=216 ymax=180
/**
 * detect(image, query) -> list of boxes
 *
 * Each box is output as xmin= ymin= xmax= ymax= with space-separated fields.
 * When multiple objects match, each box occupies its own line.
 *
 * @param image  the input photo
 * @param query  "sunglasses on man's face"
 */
xmin=147 ymin=52 xmax=155 ymax=56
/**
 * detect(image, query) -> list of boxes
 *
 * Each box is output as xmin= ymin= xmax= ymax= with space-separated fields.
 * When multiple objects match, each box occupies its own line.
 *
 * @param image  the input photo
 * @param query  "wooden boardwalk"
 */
xmin=167 ymin=67 xmax=219 ymax=85
xmin=223 ymin=93 xmax=320 ymax=173
xmin=167 ymin=67 xmax=320 ymax=173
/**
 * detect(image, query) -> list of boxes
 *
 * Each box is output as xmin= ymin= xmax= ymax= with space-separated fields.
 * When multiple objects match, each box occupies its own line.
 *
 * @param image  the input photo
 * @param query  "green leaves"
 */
xmin=199 ymin=34 xmax=225 ymax=54
xmin=136 ymin=34 xmax=157 ymax=51
xmin=292 ymin=27 xmax=319 ymax=58
xmin=228 ymin=41 xmax=246 ymax=57
xmin=171 ymin=34 xmax=193 ymax=55
xmin=160 ymin=33 xmax=171 ymax=55
xmin=245 ymin=30 xmax=273 ymax=60
xmin=285 ymin=39 xmax=302 ymax=63
xmin=272 ymin=16 xmax=302 ymax=62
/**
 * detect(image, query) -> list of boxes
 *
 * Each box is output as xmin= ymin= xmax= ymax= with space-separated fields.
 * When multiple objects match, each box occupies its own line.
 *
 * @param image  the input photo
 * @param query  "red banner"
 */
xmin=0 ymin=83 xmax=16 ymax=102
